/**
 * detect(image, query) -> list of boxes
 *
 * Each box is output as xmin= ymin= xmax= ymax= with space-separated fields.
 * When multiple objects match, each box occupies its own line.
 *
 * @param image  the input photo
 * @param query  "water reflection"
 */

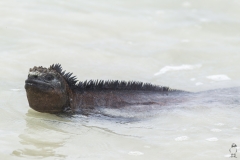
xmin=12 ymin=110 xmax=70 ymax=159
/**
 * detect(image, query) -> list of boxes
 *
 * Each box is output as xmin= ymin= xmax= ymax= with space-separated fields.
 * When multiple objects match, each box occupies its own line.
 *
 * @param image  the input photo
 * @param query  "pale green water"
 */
xmin=0 ymin=0 xmax=240 ymax=159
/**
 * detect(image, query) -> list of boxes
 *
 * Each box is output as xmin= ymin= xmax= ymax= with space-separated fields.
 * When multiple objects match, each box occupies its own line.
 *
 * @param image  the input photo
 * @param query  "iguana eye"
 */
xmin=45 ymin=74 xmax=54 ymax=81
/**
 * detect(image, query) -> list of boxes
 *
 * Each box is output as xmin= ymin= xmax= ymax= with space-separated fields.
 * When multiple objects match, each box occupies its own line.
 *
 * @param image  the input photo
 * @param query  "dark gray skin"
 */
xmin=25 ymin=64 xmax=240 ymax=114
xmin=25 ymin=66 xmax=71 ymax=113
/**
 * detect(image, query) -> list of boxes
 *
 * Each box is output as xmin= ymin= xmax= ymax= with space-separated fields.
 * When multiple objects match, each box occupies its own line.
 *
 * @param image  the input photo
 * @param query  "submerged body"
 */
xmin=69 ymin=90 xmax=189 ymax=113
xmin=25 ymin=64 xmax=240 ymax=114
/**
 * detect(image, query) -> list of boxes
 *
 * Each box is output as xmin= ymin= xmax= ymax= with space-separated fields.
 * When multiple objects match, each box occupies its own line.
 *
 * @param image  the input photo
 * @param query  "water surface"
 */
xmin=1 ymin=0 xmax=240 ymax=159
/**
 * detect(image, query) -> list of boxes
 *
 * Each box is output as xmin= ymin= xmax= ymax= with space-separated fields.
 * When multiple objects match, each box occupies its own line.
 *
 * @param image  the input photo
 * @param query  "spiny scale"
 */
xmin=50 ymin=63 xmax=182 ymax=92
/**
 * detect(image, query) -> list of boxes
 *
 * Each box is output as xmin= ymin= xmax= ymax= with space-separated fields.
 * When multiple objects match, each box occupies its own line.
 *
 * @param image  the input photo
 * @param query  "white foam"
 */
xmin=127 ymin=41 xmax=133 ymax=45
xmin=182 ymin=2 xmax=191 ymax=7
xmin=199 ymin=18 xmax=210 ymax=22
xmin=154 ymin=64 xmax=201 ymax=76
xmin=155 ymin=10 xmax=165 ymax=15
xmin=0 ymin=147 xmax=12 ymax=155
xmin=128 ymin=151 xmax=144 ymax=156
xmin=11 ymin=89 xmax=21 ymax=91
xmin=195 ymin=82 xmax=203 ymax=86
xmin=175 ymin=136 xmax=188 ymax=141
xmin=211 ymin=129 xmax=221 ymax=132
xmin=0 ymin=130 xmax=17 ymax=137
xmin=224 ymin=154 xmax=231 ymax=158
xmin=190 ymin=78 xmax=196 ymax=81
xmin=206 ymin=137 xmax=218 ymax=141
xmin=0 ymin=140 xmax=9 ymax=145
xmin=206 ymin=75 xmax=231 ymax=81
xmin=215 ymin=123 xmax=224 ymax=126
xmin=181 ymin=39 xmax=190 ymax=43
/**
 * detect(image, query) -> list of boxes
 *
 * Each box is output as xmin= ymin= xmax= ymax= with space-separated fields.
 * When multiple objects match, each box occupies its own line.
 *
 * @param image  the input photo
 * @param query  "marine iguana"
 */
xmin=25 ymin=64 xmax=240 ymax=114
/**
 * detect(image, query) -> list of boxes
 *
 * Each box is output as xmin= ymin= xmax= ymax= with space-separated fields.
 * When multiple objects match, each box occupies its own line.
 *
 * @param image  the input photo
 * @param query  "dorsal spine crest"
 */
xmin=49 ymin=64 xmax=182 ymax=92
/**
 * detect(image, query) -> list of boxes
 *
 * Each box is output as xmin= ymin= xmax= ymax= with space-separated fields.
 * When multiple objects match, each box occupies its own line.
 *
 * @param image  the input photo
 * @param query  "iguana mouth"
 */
xmin=25 ymin=79 xmax=54 ymax=90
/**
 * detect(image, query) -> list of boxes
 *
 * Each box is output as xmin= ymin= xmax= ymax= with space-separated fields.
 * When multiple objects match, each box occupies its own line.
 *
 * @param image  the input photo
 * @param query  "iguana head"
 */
xmin=25 ymin=64 xmax=75 ymax=113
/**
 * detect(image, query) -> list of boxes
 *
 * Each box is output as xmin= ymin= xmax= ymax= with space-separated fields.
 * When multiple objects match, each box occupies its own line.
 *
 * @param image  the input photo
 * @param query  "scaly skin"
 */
xmin=25 ymin=64 xmax=240 ymax=115
xmin=25 ymin=64 xmax=190 ymax=114
xmin=69 ymin=90 xmax=189 ymax=113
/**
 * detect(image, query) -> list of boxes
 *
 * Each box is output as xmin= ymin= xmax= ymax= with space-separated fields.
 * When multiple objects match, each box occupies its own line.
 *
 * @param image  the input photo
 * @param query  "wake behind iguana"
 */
xmin=25 ymin=64 xmax=240 ymax=114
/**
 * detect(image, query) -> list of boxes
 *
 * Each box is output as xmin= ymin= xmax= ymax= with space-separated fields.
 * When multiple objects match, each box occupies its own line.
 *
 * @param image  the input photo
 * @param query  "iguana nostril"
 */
xmin=28 ymin=74 xmax=38 ymax=79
